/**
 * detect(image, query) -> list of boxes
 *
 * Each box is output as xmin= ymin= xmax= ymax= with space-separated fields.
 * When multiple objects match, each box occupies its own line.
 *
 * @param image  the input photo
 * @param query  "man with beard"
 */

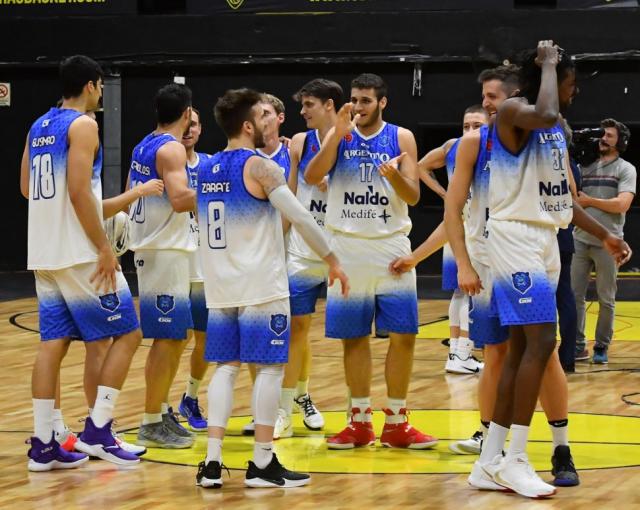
xmin=195 ymin=88 xmax=348 ymax=489
xmin=572 ymin=119 xmax=636 ymax=364
xmin=305 ymin=73 xmax=437 ymax=450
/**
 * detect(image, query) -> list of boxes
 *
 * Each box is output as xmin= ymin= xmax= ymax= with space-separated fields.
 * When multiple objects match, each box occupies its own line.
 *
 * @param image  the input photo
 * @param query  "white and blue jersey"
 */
xmin=441 ymin=138 xmax=461 ymax=291
xmin=197 ymin=148 xmax=290 ymax=364
xmin=28 ymin=108 xmax=103 ymax=270
xmin=128 ymin=132 xmax=195 ymax=252
xmin=326 ymin=123 xmax=411 ymax=238
xmin=28 ymin=107 xmax=138 ymax=341
xmin=257 ymin=142 xmax=290 ymax=180
xmin=487 ymin=122 xmax=570 ymax=326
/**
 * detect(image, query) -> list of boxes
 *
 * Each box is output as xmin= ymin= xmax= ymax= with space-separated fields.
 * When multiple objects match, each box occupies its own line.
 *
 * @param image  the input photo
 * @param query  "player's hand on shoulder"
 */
xmin=140 ymin=179 xmax=164 ymax=197
xmin=535 ymin=40 xmax=559 ymax=67
xmin=388 ymin=254 xmax=417 ymax=275
xmin=90 ymin=245 xmax=120 ymax=294
xmin=457 ymin=263 xmax=483 ymax=296
xmin=603 ymin=234 xmax=632 ymax=266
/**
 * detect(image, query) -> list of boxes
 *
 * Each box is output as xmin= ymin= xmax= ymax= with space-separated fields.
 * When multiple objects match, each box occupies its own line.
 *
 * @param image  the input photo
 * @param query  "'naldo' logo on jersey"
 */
xmin=156 ymin=294 xmax=175 ymax=315
xmin=269 ymin=314 xmax=288 ymax=336
xmin=99 ymin=293 xmax=120 ymax=312
xmin=511 ymin=272 xmax=532 ymax=294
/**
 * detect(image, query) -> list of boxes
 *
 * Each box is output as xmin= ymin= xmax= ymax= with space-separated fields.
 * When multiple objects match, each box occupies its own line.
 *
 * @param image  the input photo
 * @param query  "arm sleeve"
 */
xmin=268 ymin=185 xmax=331 ymax=259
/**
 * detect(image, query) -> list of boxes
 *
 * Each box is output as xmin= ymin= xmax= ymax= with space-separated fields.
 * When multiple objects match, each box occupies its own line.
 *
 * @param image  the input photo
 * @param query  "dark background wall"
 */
xmin=2 ymin=4 xmax=640 ymax=273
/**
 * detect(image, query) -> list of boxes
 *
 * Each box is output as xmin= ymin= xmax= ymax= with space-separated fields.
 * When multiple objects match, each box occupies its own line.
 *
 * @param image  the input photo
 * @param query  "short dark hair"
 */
xmin=351 ymin=73 xmax=387 ymax=101
xmin=518 ymin=47 xmax=575 ymax=104
xmin=214 ymin=88 xmax=263 ymax=138
xmin=293 ymin=78 xmax=344 ymax=109
xmin=464 ymin=104 xmax=487 ymax=116
xmin=60 ymin=55 xmax=103 ymax=99
xmin=601 ymin=118 xmax=631 ymax=152
xmin=477 ymin=64 xmax=521 ymax=95
xmin=154 ymin=84 xmax=192 ymax=125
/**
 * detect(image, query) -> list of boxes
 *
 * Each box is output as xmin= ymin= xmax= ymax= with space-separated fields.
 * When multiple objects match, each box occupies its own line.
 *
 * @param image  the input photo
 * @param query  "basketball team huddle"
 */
xmin=21 ymin=40 xmax=631 ymax=499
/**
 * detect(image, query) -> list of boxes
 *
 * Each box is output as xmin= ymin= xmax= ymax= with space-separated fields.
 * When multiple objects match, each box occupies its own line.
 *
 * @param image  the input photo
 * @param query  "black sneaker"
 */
xmin=551 ymin=445 xmax=580 ymax=487
xmin=245 ymin=453 xmax=310 ymax=488
xmin=196 ymin=460 xmax=227 ymax=489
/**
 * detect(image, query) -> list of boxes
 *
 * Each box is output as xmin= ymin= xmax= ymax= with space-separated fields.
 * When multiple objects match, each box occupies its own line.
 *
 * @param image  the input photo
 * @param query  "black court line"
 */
xmin=9 ymin=311 xmax=40 ymax=334
xmin=623 ymin=392 xmax=640 ymax=406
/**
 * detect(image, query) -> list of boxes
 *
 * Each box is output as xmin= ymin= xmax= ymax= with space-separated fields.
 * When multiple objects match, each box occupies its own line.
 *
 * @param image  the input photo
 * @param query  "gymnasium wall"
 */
xmin=1 ymin=7 xmax=640 ymax=272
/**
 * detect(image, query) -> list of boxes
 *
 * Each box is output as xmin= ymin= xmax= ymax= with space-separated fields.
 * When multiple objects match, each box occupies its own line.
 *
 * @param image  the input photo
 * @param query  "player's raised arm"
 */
xmin=67 ymin=115 xmax=118 ymax=292
xmin=305 ymin=103 xmax=357 ymax=185
xmin=378 ymin=127 xmax=420 ymax=206
xmin=249 ymin=157 xmax=349 ymax=296
xmin=444 ymin=130 xmax=482 ymax=295
xmin=157 ymin=141 xmax=195 ymax=213
xmin=102 ymin=179 xmax=164 ymax=219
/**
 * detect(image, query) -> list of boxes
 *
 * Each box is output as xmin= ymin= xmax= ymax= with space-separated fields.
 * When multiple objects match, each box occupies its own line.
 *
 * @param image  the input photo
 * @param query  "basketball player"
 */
xmin=195 ymin=88 xmax=348 ymax=489
xmin=257 ymin=94 xmax=290 ymax=179
xmin=21 ymin=55 xmax=142 ymax=470
xmin=450 ymin=43 xmax=630 ymax=498
xmin=270 ymin=79 xmax=343 ymax=439
xmin=174 ymin=107 xmax=211 ymax=431
xmin=129 ymin=83 xmax=197 ymax=449
xmin=305 ymin=73 xmax=437 ymax=449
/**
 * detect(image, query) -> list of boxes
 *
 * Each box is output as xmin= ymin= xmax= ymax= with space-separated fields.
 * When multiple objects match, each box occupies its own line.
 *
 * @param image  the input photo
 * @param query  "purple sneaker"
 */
xmin=75 ymin=417 xmax=140 ymax=466
xmin=27 ymin=434 xmax=89 ymax=472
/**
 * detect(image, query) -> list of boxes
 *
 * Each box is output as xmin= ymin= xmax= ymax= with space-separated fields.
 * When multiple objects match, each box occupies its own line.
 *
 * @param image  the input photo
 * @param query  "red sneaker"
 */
xmin=327 ymin=407 xmax=376 ymax=450
xmin=380 ymin=408 xmax=438 ymax=449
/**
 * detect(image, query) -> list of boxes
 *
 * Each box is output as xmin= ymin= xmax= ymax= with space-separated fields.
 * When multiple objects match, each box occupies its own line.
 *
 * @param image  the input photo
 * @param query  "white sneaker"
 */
xmin=242 ymin=420 xmax=255 ymax=436
xmin=449 ymin=429 xmax=482 ymax=455
xmin=494 ymin=453 xmax=557 ymax=499
xmin=113 ymin=429 xmax=147 ymax=456
xmin=468 ymin=459 xmax=510 ymax=491
xmin=445 ymin=353 xmax=483 ymax=374
xmin=294 ymin=393 xmax=324 ymax=430
xmin=273 ymin=409 xmax=293 ymax=439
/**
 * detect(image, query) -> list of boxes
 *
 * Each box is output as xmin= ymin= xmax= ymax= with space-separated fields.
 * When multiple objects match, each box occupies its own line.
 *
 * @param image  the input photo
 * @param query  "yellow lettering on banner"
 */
xmin=1 ymin=0 xmax=108 ymax=6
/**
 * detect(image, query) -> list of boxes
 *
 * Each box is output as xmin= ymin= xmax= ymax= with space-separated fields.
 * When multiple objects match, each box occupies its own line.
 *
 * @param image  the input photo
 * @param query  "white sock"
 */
xmin=479 ymin=422 xmax=509 ymax=464
xmin=161 ymin=402 xmax=169 ymax=415
xmin=279 ymin=388 xmax=296 ymax=417
xmin=186 ymin=376 xmax=202 ymax=399
xmin=295 ymin=379 xmax=309 ymax=398
xmin=253 ymin=441 xmax=274 ymax=469
xmin=252 ymin=365 xmax=284 ymax=426
xmin=208 ymin=364 xmax=240 ymax=428
xmin=33 ymin=399 xmax=55 ymax=443
xmin=549 ymin=419 xmax=569 ymax=449
xmin=480 ymin=421 xmax=490 ymax=439
xmin=507 ymin=424 xmax=530 ymax=458
xmin=52 ymin=408 xmax=66 ymax=435
xmin=206 ymin=437 xmax=223 ymax=464
xmin=351 ymin=397 xmax=372 ymax=423
xmin=92 ymin=386 xmax=119 ymax=428
xmin=142 ymin=413 xmax=162 ymax=425
xmin=456 ymin=337 xmax=474 ymax=360
xmin=449 ymin=337 xmax=458 ymax=355
xmin=385 ymin=398 xmax=406 ymax=424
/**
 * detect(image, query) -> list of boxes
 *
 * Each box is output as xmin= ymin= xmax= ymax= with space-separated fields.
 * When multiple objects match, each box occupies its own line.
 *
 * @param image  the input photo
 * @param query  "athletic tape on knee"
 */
xmin=207 ymin=364 xmax=239 ymax=428
xmin=252 ymin=364 xmax=284 ymax=427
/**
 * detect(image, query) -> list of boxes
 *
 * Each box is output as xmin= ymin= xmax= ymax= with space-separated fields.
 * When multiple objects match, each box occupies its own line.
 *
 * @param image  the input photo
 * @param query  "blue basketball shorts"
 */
xmin=35 ymin=262 xmax=139 ymax=342
xmin=205 ymin=297 xmax=290 ymax=364
xmin=287 ymin=251 xmax=328 ymax=316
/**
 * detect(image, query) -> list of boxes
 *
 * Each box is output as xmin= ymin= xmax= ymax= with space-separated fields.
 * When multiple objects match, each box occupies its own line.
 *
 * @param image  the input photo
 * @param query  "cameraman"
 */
xmin=572 ymin=118 xmax=636 ymax=364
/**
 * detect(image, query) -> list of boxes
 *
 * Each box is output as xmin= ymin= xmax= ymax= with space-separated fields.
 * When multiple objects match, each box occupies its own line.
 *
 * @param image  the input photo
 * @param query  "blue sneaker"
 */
xmin=592 ymin=347 xmax=608 ymax=364
xmin=179 ymin=394 xmax=208 ymax=431
xmin=75 ymin=417 xmax=140 ymax=466
xmin=27 ymin=434 xmax=89 ymax=472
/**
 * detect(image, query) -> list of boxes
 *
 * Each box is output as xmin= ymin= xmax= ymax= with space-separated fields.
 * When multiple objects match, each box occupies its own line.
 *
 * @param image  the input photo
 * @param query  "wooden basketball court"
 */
xmin=1 ymin=297 xmax=639 ymax=509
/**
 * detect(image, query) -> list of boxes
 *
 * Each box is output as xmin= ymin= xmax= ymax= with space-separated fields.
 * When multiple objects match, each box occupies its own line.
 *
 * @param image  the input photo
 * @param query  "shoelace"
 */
xmin=298 ymin=396 xmax=317 ymax=416
xmin=471 ymin=430 xmax=483 ymax=441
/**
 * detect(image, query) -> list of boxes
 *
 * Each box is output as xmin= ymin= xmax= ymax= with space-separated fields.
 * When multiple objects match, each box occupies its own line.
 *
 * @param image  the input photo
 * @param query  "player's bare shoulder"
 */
xmin=290 ymin=132 xmax=307 ymax=160
xmin=247 ymin=155 xmax=287 ymax=195
xmin=68 ymin=114 xmax=99 ymax=140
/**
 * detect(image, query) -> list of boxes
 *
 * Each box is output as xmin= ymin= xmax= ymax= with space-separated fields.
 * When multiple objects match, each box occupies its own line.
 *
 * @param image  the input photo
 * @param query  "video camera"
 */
xmin=569 ymin=127 xmax=604 ymax=167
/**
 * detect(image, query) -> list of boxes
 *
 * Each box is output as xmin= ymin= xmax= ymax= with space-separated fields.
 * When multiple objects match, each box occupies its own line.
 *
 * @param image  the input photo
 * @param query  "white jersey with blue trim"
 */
xmin=27 ymin=107 xmax=103 ymax=270
xmin=197 ymin=148 xmax=289 ymax=308
xmin=187 ymin=152 xmax=211 ymax=281
xmin=326 ymin=122 xmax=411 ymax=238
xmin=465 ymin=125 xmax=493 ymax=265
xmin=257 ymin=142 xmax=291 ymax=180
xmin=288 ymin=129 xmax=328 ymax=261
xmin=128 ymin=132 xmax=196 ymax=252
xmin=489 ymin=121 xmax=572 ymax=228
